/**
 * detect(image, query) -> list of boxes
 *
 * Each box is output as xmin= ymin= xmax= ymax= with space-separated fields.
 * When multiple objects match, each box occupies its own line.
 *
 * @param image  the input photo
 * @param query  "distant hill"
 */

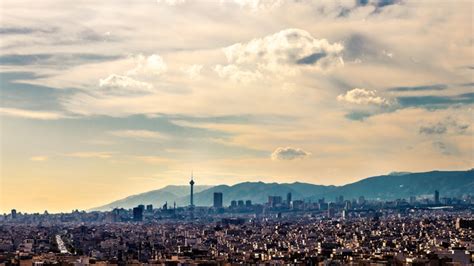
xmin=314 ymin=170 xmax=474 ymax=202
xmin=90 ymin=170 xmax=473 ymax=211
xmin=90 ymin=185 xmax=211 ymax=211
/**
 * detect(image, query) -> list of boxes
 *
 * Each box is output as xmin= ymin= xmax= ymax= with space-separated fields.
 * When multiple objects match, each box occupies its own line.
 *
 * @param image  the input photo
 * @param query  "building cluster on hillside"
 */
xmin=3 ymin=187 xmax=473 ymax=224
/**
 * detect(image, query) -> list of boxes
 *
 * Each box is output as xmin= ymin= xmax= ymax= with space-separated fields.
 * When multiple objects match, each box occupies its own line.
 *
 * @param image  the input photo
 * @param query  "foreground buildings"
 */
xmin=0 ymin=205 xmax=473 ymax=265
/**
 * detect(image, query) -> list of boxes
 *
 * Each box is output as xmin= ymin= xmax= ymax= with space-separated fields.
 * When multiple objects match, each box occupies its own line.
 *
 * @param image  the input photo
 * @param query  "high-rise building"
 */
xmin=344 ymin=200 xmax=352 ymax=210
xmin=286 ymin=192 xmax=292 ymax=205
xmin=189 ymin=172 xmax=195 ymax=208
xmin=230 ymin=200 xmax=237 ymax=208
xmin=133 ymin=205 xmax=144 ymax=222
xmin=327 ymin=203 xmax=335 ymax=218
xmin=11 ymin=209 xmax=17 ymax=219
xmin=336 ymin=195 xmax=344 ymax=204
xmin=213 ymin=192 xmax=223 ymax=208
xmin=434 ymin=190 xmax=440 ymax=204
xmin=245 ymin=200 xmax=252 ymax=207
xmin=268 ymin=196 xmax=282 ymax=207
xmin=146 ymin=204 xmax=153 ymax=212
xmin=237 ymin=200 xmax=244 ymax=207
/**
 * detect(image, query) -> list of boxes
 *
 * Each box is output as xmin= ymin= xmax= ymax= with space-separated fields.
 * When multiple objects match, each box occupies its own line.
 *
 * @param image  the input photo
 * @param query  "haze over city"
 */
xmin=1 ymin=0 xmax=473 ymax=214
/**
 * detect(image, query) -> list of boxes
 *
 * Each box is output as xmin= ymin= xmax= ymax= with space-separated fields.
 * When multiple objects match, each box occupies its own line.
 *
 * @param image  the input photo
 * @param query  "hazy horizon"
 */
xmin=1 ymin=1 xmax=473 ymax=213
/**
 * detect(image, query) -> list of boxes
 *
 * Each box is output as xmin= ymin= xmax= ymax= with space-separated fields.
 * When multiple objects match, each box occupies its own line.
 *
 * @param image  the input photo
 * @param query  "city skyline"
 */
xmin=6 ymin=169 xmax=473 ymax=214
xmin=1 ymin=1 xmax=473 ymax=213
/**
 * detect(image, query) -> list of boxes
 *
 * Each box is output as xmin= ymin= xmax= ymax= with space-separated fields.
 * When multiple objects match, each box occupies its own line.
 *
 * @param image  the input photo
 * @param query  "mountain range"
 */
xmin=90 ymin=169 xmax=474 ymax=211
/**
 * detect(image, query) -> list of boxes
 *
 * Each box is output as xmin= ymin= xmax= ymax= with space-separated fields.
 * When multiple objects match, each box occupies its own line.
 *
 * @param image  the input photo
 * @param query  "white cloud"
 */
xmin=126 ymin=54 xmax=167 ymax=77
xmin=225 ymin=0 xmax=285 ymax=11
xmin=217 ymin=28 xmax=344 ymax=80
xmin=0 ymin=107 xmax=65 ymax=120
xmin=109 ymin=130 xmax=167 ymax=140
xmin=156 ymin=0 xmax=284 ymax=10
xmin=99 ymin=74 xmax=153 ymax=93
xmin=214 ymin=64 xmax=262 ymax=83
xmin=337 ymin=88 xmax=391 ymax=106
xmin=271 ymin=147 xmax=311 ymax=160
xmin=181 ymin=64 xmax=203 ymax=79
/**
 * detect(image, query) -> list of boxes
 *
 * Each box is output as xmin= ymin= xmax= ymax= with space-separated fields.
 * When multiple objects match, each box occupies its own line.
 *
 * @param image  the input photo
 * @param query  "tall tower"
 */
xmin=189 ymin=172 xmax=195 ymax=208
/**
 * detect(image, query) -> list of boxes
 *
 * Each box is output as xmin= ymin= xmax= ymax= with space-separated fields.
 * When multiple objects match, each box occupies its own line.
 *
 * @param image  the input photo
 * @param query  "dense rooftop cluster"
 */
xmin=0 ymin=208 xmax=472 ymax=265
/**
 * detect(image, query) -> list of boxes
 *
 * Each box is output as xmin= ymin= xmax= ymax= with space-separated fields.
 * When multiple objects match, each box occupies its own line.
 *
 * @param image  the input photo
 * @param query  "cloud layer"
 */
xmin=0 ymin=0 xmax=473 ymax=212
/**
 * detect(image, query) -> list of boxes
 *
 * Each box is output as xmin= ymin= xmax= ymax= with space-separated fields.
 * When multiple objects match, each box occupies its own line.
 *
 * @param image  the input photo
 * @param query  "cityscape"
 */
xmin=1 ymin=173 xmax=473 ymax=265
xmin=1 ymin=0 xmax=474 ymax=265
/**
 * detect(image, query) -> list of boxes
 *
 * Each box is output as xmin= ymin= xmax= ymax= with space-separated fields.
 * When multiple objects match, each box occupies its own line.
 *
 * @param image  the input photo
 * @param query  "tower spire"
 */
xmin=189 ymin=171 xmax=195 ymax=208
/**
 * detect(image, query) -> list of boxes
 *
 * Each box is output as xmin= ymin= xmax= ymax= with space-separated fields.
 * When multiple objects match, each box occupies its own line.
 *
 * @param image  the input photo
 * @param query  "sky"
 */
xmin=0 ymin=0 xmax=473 ymax=213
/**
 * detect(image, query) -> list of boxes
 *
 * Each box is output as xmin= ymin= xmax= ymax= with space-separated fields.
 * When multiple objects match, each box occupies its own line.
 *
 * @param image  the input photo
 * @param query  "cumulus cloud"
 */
xmin=0 ymin=107 xmax=65 ymax=120
xmin=214 ymin=64 xmax=262 ymax=83
xmin=91 ymin=54 xmax=165 ymax=97
xmin=226 ymin=0 xmax=285 ymax=10
xmin=157 ymin=0 xmax=284 ymax=10
xmin=271 ymin=147 xmax=310 ymax=160
xmin=215 ymin=28 xmax=344 ymax=81
xmin=99 ymin=74 xmax=153 ymax=94
xmin=337 ymin=88 xmax=391 ymax=106
xmin=109 ymin=130 xmax=167 ymax=140
xmin=181 ymin=64 xmax=203 ymax=79
xmin=126 ymin=54 xmax=167 ymax=77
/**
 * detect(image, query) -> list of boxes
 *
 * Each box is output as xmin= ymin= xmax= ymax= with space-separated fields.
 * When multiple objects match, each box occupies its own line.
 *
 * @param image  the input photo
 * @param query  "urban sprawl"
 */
xmin=1 ymin=179 xmax=473 ymax=265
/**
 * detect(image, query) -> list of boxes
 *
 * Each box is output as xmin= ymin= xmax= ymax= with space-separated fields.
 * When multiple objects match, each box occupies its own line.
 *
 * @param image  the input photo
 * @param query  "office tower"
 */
xmin=146 ymin=204 xmax=153 ymax=212
xmin=327 ymin=203 xmax=335 ymax=218
xmin=11 ymin=209 xmax=17 ymax=219
xmin=213 ymin=192 xmax=223 ymax=208
xmin=133 ymin=206 xmax=144 ymax=222
xmin=344 ymin=200 xmax=352 ymax=210
xmin=268 ymin=196 xmax=282 ymax=207
xmin=318 ymin=198 xmax=326 ymax=206
xmin=237 ymin=200 xmax=244 ymax=207
xmin=434 ymin=190 xmax=440 ymax=204
xmin=287 ymin=192 xmax=292 ymax=205
xmin=230 ymin=200 xmax=237 ymax=208
xmin=189 ymin=172 xmax=195 ymax=208
xmin=336 ymin=195 xmax=344 ymax=204
xmin=245 ymin=200 xmax=252 ymax=207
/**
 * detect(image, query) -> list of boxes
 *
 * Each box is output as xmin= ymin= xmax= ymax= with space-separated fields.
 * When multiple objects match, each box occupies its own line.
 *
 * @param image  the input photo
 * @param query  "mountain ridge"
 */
xmin=90 ymin=169 xmax=473 ymax=211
